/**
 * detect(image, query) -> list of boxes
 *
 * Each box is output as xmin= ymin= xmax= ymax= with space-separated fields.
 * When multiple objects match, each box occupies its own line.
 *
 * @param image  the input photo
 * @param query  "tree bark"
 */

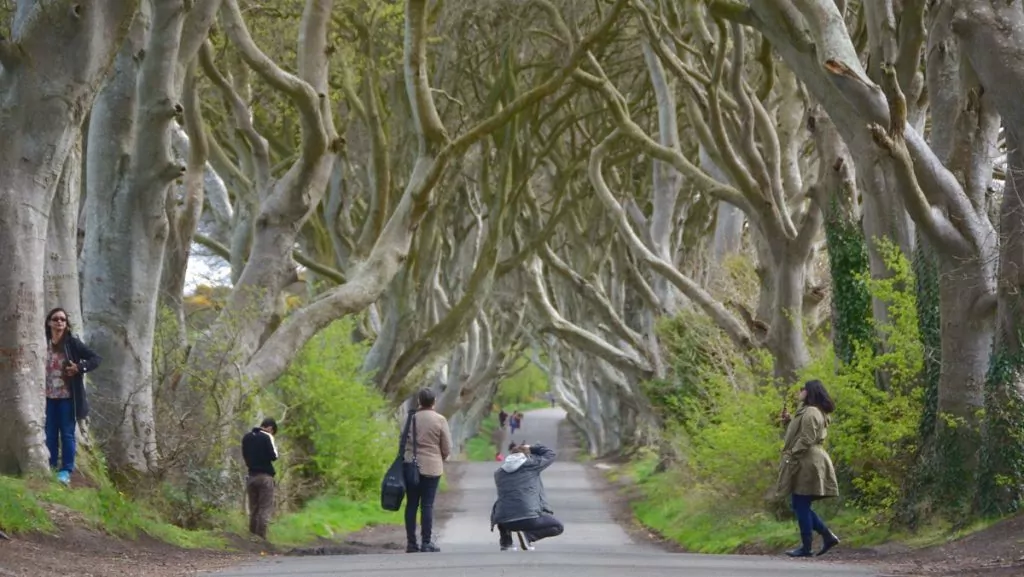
xmin=950 ymin=0 xmax=1024 ymax=513
xmin=82 ymin=0 xmax=189 ymax=475
xmin=642 ymin=40 xmax=684 ymax=315
xmin=0 ymin=0 xmax=139 ymax=475
xmin=46 ymin=137 xmax=85 ymax=330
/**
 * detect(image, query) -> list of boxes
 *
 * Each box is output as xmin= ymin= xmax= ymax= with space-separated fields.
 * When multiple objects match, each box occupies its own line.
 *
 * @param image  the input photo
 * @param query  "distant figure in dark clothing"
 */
xmin=498 ymin=408 xmax=509 ymax=428
xmin=242 ymin=417 xmax=279 ymax=539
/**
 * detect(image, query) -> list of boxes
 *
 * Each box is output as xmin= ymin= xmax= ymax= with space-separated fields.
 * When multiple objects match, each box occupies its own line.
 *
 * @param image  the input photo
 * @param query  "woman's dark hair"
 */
xmin=45 ymin=307 xmax=72 ymax=341
xmin=418 ymin=388 xmax=436 ymax=408
xmin=803 ymin=379 xmax=835 ymax=414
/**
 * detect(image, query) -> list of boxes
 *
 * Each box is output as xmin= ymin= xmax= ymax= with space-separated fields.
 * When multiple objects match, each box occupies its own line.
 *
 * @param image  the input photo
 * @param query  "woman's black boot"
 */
xmin=817 ymin=532 xmax=840 ymax=556
xmin=786 ymin=533 xmax=813 ymax=557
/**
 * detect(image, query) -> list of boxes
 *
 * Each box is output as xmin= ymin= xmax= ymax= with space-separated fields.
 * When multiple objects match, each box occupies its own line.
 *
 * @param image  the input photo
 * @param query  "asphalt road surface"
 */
xmin=211 ymin=407 xmax=878 ymax=577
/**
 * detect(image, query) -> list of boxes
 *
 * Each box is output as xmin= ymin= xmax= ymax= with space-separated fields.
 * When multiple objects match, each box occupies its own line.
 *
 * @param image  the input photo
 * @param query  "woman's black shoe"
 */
xmin=786 ymin=546 xmax=813 ymax=557
xmin=420 ymin=542 xmax=440 ymax=552
xmin=817 ymin=534 xmax=840 ymax=556
xmin=406 ymin=543 xmax=420 ymax=553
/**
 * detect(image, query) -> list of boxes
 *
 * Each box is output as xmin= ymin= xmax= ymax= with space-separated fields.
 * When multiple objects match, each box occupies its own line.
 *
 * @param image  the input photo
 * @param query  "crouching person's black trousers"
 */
xmin=498 ymin=514 xmax=564 ymax=546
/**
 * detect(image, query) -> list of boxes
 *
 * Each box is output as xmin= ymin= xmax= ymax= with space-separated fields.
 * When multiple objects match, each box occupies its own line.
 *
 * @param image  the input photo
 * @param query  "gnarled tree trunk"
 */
xmin=0 ymin=0 xmax=138 ymax=475
xmin=82 ymin=0 xmax=190 ymax=475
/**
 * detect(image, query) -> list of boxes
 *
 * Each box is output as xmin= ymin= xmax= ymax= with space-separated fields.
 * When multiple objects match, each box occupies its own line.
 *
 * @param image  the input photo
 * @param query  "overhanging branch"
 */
xmin=192 ymin=233 xmax=346 ymax=284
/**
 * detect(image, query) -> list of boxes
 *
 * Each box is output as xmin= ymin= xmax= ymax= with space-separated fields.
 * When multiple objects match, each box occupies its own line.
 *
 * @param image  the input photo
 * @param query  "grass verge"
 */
xmin=269 ymin=495 xmax=401 ymax=547
xmin=0 ymin=473 xmax=400 ymax=551
xmin=608 ymin=454 xmax=999 ymax=554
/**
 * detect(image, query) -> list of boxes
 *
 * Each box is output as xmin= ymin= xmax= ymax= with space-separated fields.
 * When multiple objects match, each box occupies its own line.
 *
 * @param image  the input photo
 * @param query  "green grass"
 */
xmin=0 ymin=476 xmax=54 ymax=534
xmin=269 ymin=495 xmax=402 ymax=547
xmin=610 ymin=455 xmax=1004 ymax=554
xmin=464 ymin=400 xmax=552 ymax=462
xmin=1 ymin=473 xmax=404 ymax=551
xmin=0 ymin=475 xmax=229 ymax=548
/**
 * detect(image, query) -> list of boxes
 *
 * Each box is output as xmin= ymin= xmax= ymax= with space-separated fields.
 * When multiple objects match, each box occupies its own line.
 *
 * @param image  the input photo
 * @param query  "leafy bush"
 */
xmin=639 ymin=242 xmax=924 ymax=542
xmin=800 ymin=240 xmax=923 ymax=517
xmin=272 ymin=318 xmax=396 ymax=503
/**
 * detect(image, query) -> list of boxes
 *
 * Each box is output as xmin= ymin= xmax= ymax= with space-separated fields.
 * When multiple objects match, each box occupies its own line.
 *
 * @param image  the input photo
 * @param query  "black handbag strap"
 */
xmin=399 ymin=409 xmax=419 ymax=460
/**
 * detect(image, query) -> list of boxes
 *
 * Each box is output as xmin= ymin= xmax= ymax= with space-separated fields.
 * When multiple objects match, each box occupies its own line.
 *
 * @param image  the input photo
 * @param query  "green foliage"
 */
xmin=642 ymin=312 xmax=726 ymax=430
xmin=494 ymin=357 xmax=549 ymax=406
xmin=628 ymin=242 xmax=925 ymax=555
xmin=272 ymin=318 xmax=396 ymax=503
xmin=823 ymin=204 xmax=873 ymax=363
xmin=269 ymin=495 xmax=401 ymax=547
xmin=978 ymin=329 xmax=1024 ymax=516
xmin=912 ymin=237 xmax=942 ymax=444
xmin=800 ymin=240 xmax=923 ymax=516
xmin=642 ymin=309 xmax=781 ymax=509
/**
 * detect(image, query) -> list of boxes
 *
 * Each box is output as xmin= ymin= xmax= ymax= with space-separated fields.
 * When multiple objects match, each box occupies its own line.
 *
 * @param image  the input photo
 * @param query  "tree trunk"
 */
xmin=0 ymin=0 xmax=138 ymax=475
xmin=82 ymin=1 xmax=189 ymax=476
xmin=767 ymin=246 xmax=812 ymax=383
xmin=161 ymin=69 xmax=212 ymax=352
xmin=950 ymin=1 xmax=1024 ymax=514
xmin=46 ymin=138 xmax=85 ymax=330
xmin=643 ymin=40 xmax=683 ymax=314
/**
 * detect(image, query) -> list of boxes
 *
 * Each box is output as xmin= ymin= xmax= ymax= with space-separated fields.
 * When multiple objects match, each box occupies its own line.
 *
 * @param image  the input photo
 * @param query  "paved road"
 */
xmin=211 ymin=408 xmax=879 ymax=576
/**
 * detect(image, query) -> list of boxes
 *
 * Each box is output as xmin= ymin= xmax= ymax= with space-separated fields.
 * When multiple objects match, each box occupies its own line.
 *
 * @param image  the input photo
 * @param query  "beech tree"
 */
xmin=0 ymin=1 xmax=138 ymax=474
xmin=81 ymin=0 xmax=222 ymax=476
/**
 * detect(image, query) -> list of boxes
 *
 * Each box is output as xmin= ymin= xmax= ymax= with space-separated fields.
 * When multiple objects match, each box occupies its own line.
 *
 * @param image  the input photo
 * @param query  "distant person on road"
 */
xmin=547 ymin=392 xmax=556 ymax=408
xmin=403 ymin=388 xmax=452 ymax=553
xmin=509 ymin=411 xmax=522 ymax=435
xmin=44 ymin=307 xmax=101 ymax=486
xmin=498 ymin=408 xmax=509 ymax=428
xmin=490 ymin=442 xmax=562 ymax=551
xmin=775 ymin=379 xmax=841 ymax=558
xmin=242 ymin=417 xmax=279 ymax=540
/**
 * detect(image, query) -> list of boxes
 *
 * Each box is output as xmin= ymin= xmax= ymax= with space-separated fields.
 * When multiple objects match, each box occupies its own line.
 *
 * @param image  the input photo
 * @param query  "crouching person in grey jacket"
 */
xmin=490 ymin=443 xmax=563 ymax=550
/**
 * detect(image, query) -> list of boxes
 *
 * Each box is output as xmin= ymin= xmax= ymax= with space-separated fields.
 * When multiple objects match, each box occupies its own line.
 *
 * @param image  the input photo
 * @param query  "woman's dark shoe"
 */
xmin=406 ymin=543 xmax=420 ymax=553
xmin=420 ymin=542 xmax=440 ymax=553
xmin=786 ymin=546 xmax=813 ymax=558
xmin=817 ymin=534 xmax=840 ymax=556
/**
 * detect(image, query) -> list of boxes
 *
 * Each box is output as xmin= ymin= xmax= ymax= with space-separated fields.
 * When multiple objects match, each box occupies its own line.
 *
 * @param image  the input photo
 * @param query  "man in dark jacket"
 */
xmin=490 ymin=443 xmax=563 ymax=551
xmin=242 ymin=417 xmax=279 ymax=539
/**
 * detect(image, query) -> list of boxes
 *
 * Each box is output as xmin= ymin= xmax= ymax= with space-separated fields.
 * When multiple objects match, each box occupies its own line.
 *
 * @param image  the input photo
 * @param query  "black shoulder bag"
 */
xmin=380 ymin=410 xmax=418 ymax=511
xmin=403 ymin=410 xmax=421 ymax=488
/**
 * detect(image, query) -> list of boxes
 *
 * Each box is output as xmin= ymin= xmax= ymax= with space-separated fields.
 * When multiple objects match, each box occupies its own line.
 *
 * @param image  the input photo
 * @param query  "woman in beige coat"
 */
xmin=776 ymin=379 xmax=840 ymax=558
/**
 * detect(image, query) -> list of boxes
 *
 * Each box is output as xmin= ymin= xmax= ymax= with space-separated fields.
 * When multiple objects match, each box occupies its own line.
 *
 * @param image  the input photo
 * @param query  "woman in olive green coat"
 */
xmin=775 ymin=379 xmax=841 ymax=558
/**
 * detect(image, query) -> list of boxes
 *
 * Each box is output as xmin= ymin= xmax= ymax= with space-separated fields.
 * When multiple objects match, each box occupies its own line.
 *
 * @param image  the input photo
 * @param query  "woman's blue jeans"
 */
xmin=45 ymin=398 xmax=77 ymax=473
xmin=791 ymin=494 xmax=830 ymax=550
